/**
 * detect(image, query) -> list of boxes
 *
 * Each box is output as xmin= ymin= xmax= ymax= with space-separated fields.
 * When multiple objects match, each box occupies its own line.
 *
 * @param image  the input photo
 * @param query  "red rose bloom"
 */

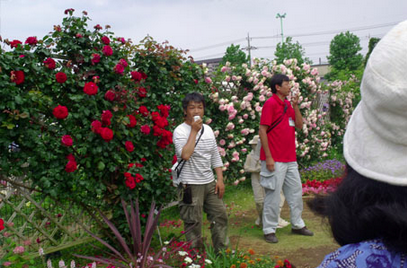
xmin=10 ymin=70 xmax=25 ymax=85
xmin=25 ymin=36 xmax=38 ymax=45
xmin=194 ymin=79 xmax=198 ymax=84
xmin=44 ymin=58 xmax=56 ymax=69
xmin=100 ymin=127 xmax=114 ymax=142
xmin=119 ymin=59 xmax=128 ymax=67
xmin=125 ymin=177 xmax=136 ymax=189
xmin=104 ymin=90 xmax=115 ymax=101
xmin=66 ymin=154 xmax=75 ymax=162
xmin=102 ymin=45 xmax=113 ymax=56
xmin=141 ymin=125 xmax=151 ymax=135
xmin=141 ymin=158 xmax=147 ymax=162
xmin=127 ymin=115 xmax=137 ymax=128
xmin=157 ymin=104 xmax=170 ymax=118
xmin=135 ymin=173 xmax=144 ymax=182
xmin=141 ymin=72 xmax=147 ymax=80
xmin=53 ymin=105 xmax=69 ymax=119
xmin=101 ymin=36 xmax=110 ymax=45
xmin=0 ymin=218 xmax=4 ymax=231
xmin=114 ymin=63 xmax=124 ymax=74
xmin=172 ymin=155 xmax=178 ymax=165
xmin=138 ymin=106 xmax=149 ymax=116
xmin=125 ymin=141 xmax=134 ymax=152
xmin=83 ymin=82 xmax=98 ymax=95
xmin=91 ymin=120 xmax=102 ymax=134
xmin=153 ymin=125 xmax=163 ymax=137
xmin=101 ymin=110 xmax=112 ymax=126
xmin=64 ymin=8 xmax=75 ymax=14
xmin=91 ymin=54 xmax=101 ymax=64
xmin=131 ymin=71 xmax=142 ymax=82
xmin=56 ymin=72 xmax=67 ymax=83
xmin=138 ymin=87 xmax=147 ymax=98
xmin=65 ymin=160 xmax=77 ymax=173
xmin=94 ymin=24 xmax=102 ymax=30
xmin=10 ymin=40 xmax=22 ymax=48
xmin=61 ymin=135 xmax=73 ymax=147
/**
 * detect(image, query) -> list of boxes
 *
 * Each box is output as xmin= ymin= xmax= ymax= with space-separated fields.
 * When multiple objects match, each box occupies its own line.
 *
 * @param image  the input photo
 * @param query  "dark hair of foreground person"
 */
xmin=308 ymin=164 xmax=407 ymax=254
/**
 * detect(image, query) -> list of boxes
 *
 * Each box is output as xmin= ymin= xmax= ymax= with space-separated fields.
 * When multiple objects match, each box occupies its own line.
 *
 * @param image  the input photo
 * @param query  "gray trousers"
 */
xmin=178 ymin=180 xmax=228 ymax=252
xmin=260 ymin=161 xmax=305 ymax=234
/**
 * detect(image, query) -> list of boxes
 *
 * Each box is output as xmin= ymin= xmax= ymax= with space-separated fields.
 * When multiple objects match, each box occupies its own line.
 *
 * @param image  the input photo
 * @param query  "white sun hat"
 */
xmin=343 ymin=20 xmax=407 ymax=186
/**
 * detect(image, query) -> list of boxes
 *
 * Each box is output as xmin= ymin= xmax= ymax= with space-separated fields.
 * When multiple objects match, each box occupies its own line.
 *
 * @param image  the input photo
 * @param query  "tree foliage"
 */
xmin=219 ymin=44 xmax=249 ymax=67
xmin=364 ymin=37 xmax=380 ymax=66
xmin=327 ymin=31 xmax=363 ymax=71
xmin=274 ymin=37 xmax=311 ymax=66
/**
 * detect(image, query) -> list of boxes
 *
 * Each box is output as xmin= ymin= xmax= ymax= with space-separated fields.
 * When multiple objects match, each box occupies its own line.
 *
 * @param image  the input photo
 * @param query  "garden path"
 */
xmin=227 ymin=199 xmax=339 ymax=268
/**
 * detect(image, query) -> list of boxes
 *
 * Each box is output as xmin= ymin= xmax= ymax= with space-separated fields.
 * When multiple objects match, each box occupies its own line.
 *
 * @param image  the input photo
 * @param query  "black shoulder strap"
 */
xmin=176 ymin=126 xmax=205 ymax=178
xmin=266 ymin=102 xmax=287 ymax=134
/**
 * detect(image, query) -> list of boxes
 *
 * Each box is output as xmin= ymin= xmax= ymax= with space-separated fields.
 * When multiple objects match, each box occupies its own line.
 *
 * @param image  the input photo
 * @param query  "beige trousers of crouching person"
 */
xmin=251 ymin=172 xmax=287 ymax=226
xmin=178 ymin=180 xmax=228 ymax=253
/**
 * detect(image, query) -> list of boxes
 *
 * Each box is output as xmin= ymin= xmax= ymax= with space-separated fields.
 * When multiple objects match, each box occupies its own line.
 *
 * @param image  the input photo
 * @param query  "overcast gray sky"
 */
xmin=1 ymin=0 xmax=406 ymax=64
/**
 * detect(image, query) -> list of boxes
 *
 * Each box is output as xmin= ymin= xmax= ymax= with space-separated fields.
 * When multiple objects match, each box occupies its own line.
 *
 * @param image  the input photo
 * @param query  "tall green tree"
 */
xmin=219 ymin=44 xmax=249 ymax=66
xmin=327 ymin=31 xmax=363 ymax=71
xmin=274 ymin=37 xmax=311 ymax=65
xmin=364 ymin=37 xmax=380 ymax=66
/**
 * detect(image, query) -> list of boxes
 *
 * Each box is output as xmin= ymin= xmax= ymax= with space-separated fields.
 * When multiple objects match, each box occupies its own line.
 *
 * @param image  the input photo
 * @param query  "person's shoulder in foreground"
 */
xmin=317 ymin=239 xmax=407 ymax=268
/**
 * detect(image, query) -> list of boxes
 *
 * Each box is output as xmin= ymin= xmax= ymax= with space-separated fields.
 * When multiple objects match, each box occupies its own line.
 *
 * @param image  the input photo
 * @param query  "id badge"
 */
xmin=289 ymin=117 xmax=295 ymax=127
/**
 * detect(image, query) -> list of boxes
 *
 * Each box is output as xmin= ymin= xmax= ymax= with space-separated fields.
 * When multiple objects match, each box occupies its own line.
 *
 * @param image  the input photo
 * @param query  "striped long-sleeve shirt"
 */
xmin=173 ymin=123 xmax=223 ymax=185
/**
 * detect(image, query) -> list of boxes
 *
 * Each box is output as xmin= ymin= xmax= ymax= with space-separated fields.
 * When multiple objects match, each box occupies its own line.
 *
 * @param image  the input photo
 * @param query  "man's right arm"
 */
xmin=259 ymin=124 xmax=275 ymax=171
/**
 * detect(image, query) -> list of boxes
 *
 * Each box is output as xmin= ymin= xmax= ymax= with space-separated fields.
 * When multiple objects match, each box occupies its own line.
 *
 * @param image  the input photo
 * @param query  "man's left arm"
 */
xmin=291 ymin=94 xmax=303 ymax=130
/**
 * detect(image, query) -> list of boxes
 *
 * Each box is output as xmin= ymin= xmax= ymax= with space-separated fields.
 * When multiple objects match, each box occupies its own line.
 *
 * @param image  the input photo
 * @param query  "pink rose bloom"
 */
xmin=61 ymin=135 xmax=73 ymax=147
xmin=205 ymin=118 xmax=212 ymax=124
xmin=213 ymin=130 xmax=219 ymax=137
xmin=3 ymin=262 xmax=11 ymax=267
xmin=228 ymin=114 xmax=236 ymax=120
xmin=241 ymin=148 xmax=247 ymax=153
xmin=219 ymin=139 xmax=226 ymax=146
xmin=225 ymin=76 xmax=231 ymax=82
xmin=102 ymin=45 xmax=113 ymax=56
xmin=233 ymin=180 xmax=239 ymax=186
xmin=204 ymin=77 xmax=212 ymax=84
xmin=13 ymin=246 xmax=25 ymax=254
xmin=219 ymin=105 xmax=226 ymax=111
xmin=243 ymin=114 xmax=249 ymax=119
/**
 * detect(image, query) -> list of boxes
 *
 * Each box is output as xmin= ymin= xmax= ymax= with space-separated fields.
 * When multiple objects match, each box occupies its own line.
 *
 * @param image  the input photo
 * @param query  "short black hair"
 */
xmin=269 ymin=74 xmax=289 ymax=94
xmin=308 ymin=164 xmax=407 ymax=253
xmin=182 ymin=92 xmax=205 ymax=111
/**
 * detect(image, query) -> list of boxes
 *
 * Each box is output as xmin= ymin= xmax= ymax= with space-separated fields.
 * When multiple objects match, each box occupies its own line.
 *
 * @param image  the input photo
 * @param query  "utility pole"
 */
xmin=276 ymin=13 xmax=286 ymax=44
xmin=244 ymin=33 xmax=257 ymax=67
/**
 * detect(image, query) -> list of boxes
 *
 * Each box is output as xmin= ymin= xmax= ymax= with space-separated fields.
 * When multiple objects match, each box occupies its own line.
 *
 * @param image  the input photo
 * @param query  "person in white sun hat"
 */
xmin=310 ymin=20 xmax=407 ymax=267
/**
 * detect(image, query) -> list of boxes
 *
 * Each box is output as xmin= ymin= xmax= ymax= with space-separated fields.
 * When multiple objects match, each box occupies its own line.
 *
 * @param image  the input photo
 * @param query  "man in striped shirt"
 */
xmin=173 ymin=92 xmax=228 ymax=253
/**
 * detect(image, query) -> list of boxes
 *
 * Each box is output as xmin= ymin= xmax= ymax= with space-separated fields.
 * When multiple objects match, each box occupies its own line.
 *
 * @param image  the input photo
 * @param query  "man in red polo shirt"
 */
xmin=259 ymin=73 xmax=313 ymax=243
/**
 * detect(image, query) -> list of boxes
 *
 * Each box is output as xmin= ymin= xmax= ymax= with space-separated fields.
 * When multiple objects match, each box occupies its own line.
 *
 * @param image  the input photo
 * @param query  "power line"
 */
xmin=190 ymin=38 xmax=246 ymax=52
xmin=251 ymin=21 xmax=399 ymax=39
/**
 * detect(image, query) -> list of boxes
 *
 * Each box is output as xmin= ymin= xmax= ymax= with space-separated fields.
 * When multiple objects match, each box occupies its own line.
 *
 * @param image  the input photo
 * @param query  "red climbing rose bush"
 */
xmin=0 ymin=10 xmax=209 ymax=221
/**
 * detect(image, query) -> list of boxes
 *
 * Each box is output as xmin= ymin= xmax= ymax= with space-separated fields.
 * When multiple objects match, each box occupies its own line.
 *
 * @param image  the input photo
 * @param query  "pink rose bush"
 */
xmin=203 ymin=57 xmax=355 ymax=184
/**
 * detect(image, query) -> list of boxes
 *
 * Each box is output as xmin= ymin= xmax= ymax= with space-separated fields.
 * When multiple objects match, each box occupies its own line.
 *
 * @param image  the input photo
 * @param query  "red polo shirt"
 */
xmin=260 ymin=94 xmax=297 ymax=162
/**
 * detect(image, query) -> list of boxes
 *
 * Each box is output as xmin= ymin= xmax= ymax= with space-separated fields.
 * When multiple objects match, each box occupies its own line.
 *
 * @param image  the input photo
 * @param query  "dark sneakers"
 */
xmin=264 ymin=233 xmax=278 ymax=243
xmin=292 ymin=226 xmax=314 ymax=236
